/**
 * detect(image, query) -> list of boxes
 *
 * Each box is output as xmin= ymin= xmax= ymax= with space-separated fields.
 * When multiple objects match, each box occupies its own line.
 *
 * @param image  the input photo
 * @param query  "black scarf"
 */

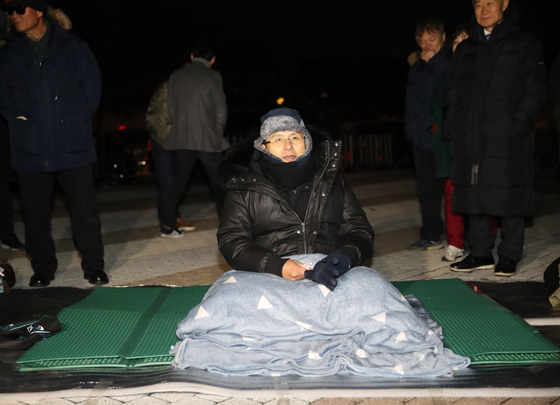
xmin=258 ymin=153 xmax=316 ymax=188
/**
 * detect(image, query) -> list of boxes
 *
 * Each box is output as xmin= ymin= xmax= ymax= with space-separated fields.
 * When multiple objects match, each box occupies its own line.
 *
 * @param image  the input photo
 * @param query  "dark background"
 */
xmin=40 ymin=0 xmax=560 ymax=124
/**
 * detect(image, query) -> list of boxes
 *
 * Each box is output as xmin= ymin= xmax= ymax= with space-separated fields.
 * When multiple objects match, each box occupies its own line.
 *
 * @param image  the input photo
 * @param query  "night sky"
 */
xmin=42 ymin=0 xmax=560 ymax=121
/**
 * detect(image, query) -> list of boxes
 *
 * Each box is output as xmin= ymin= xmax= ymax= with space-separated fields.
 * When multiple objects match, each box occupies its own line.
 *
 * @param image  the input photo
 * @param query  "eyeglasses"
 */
xmin=263 ymin=133 xmax=304 ymax=148
xmin=6 ymin=5 xmax=28 ymax=15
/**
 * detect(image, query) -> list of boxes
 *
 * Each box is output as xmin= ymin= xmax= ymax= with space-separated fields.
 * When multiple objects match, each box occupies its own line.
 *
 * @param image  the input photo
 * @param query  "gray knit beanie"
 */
xmin=254 ymin=108 xmax=312 ymax=162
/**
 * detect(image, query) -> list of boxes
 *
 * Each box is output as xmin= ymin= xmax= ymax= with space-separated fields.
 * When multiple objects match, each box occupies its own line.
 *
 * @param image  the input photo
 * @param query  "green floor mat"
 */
xmin=17 ymin=280 xmax=560 ymax=371
xmin=17 ymin=286 xmax=211 ymax=371
xmin=393 ymin=279 xmax=560 ymax=365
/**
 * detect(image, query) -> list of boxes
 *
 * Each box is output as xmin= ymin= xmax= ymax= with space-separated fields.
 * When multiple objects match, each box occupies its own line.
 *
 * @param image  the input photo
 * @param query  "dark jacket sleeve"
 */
xmin=442 ymin=48 xmax=462 ymax=142
xmin=336 ymin=179 xmax=374 ymax=267
xmin=78 ymin=40 xmax=101 ymax=115
xmin=0 ymin=50 xmax=12 ymax=121
xmin=211 ymin=73 xmax=228 ymax=136
xmin=511 ymin=38 xmax=547 ymax=137
xmin=549 ymin=50 xmax=560 ymax=134
xmin=217 ymin=190 xmax=287 ymax=277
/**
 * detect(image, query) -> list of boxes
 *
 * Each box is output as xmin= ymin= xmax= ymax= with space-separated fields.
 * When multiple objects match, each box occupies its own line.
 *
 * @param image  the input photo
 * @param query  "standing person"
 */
xmin=0 ymin=0 xmax=107 ymax=286
xmin=160 ymin=41 xmax=229 ymax=237
xmin=428 ymin=21 xmax=472 ymax=262
xmin=444 ymin=0 xmax=547 ymax=276
xmin=146 ymin=79 xmax=195 ymax=233
xmin=405 ymin=17 xmax=452 ymax=251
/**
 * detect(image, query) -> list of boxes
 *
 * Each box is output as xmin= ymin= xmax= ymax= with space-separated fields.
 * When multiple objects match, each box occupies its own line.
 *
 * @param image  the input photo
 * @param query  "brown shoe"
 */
xmin=176 ymin=217 xmax=195 ymax=232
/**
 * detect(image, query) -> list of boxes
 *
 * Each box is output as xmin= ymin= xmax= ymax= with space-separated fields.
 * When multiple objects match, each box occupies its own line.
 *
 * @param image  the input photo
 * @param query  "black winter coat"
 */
xmin=0 ymin=16 xmax=101 ymax=172
xmin=443 ymin=19 xmax=547 ymax=216
xmin=405 ymin=43 xmax=452 ymax=151
xmin=217 ymin=139 xmax=374 ymax=277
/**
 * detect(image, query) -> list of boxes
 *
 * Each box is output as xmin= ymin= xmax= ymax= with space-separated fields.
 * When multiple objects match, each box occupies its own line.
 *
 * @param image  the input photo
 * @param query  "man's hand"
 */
xmin=421 ymin=48 xmax=436 ymax=62
xmin=282 ymin=260 xmax=307 ymax=281
xmin=304 ymin=251 xmax=351 ymax=291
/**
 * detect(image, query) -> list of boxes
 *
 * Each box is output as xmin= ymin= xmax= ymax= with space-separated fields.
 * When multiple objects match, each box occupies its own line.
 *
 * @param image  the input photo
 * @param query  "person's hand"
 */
xmin=421 ymin=48 xmax=436 ymax=62
xmin=304 ymin=251 xmax=351 ymax=291
xmin=282 ymin=260 xmax=307 ymax=281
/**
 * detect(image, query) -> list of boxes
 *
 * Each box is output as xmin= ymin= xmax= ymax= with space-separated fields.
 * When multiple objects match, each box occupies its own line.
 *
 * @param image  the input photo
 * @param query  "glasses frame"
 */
xmin=262 ymin=133 xmax=304 ymax=148
xmin=6 ymin=5 xmax=28 ymax=15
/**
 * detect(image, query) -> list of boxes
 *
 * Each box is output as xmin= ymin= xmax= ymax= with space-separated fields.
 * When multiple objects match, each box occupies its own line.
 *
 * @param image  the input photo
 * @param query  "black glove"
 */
xmin=304 ymin=251 xmax=351 ymax=291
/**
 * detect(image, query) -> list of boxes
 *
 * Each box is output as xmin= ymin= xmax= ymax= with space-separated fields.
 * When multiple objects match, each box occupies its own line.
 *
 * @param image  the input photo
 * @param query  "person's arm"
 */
xmin=549 ymin=50 xmax=560 ymax=134
xmin=0 ymin=60 xmax=12 ymax=121
xmin=211 ymin=73 xmax=228 ymax=135
xmin=78 ymin=41 xmax=101 ymax=115
xmin=511 ymin=38 xmax=547 ymax=138
xmin=336 ymin=177 xmax=374 ymax=267
xmin=217 ymin=190 xmax=293 ymax=278
xmin=442 ymin=47 xmax=462 ymax=142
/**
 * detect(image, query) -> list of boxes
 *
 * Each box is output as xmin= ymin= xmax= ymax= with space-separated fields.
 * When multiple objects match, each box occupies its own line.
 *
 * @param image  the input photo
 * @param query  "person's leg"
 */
xmin=497 ymin=216 xmax=524 ymax=263
xmin=196 ymin=151 xmax=226 ymax=218
xmin=0 ymin=179 xmax=15 ymax=242
xmin=466 ymin=214 xmax=495 ymax=258
xmin=160 ymin=150 xmax=197 ymax=230
xmin=450 ymin=214 xmax=495 ymax=271
xmin=443 ymin=178 xmax=465 ymax=249
xmin=18 ymin=171 xmax=57 ymax=280
xmin=150 ymin=139 xmax=176 ymax=222
xmin=57 ymin=164 xmax=106 ymax=283
xmin=412 ymin=146 xmax=443 ymax=243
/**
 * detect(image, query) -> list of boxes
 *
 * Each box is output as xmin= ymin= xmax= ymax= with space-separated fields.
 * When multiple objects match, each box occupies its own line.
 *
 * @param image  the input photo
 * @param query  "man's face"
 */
xmin=416 ymin=30 xmax=446 ymax=55
xmin=474 ymin=0 xmax=509 ymax=32
xmin=10 ymin=6 xmax=43 ymax=34
xmin=263 ymin=131 xmax=306 ymax=163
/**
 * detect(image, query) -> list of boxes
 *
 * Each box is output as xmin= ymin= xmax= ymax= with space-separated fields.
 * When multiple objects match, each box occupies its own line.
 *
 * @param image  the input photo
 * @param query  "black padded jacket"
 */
xmin=217 ymin=139 xmax=374 ymax=277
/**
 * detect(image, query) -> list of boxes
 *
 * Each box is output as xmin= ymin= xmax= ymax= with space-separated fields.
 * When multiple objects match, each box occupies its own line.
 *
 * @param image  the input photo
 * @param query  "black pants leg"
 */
xmin=18 ymin=171 xmax=58 ymax=274
xmin=497 ymin=216 xmax=524 ymax=263
xmin=467 ymin=214 xmax=495 ymax=259
xmin=57 ymin=165 xmax=104 ymax=272
xmin=413 ymin=146 xmax=443 ymax=242
xmin=196 ymin=151 xmax=225 ymax=218
xmin=161 ymin=150 xmax=198 ymax=229
xmin=0 ymin=179 xmax=16 ymax=242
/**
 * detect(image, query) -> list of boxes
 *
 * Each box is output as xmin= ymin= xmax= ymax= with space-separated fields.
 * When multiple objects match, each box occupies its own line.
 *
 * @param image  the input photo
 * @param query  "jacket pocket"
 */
xmin=60 ymin=115 xmax=92 ymax=153
xmin=11 ymin=118 xmax=41 ymax=156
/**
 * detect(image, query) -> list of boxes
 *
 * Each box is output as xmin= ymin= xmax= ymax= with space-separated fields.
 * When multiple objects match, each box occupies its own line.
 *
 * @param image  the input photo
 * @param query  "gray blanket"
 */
xmin=171 ymin=254 xmax=470 ymax=377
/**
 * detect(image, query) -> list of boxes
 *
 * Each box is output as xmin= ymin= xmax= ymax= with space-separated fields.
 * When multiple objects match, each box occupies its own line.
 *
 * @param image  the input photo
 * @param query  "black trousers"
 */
xmin=413 ymin=146 xmax=443 ymax=242
xmin=161 ymin=150 xmax=225 ymax=228
xmin=467 ymin=215 xmax=524 ymax=263
xmin=0 ymin=179 xmax=16 ymax=243
xmin=18 ymin=164 xmax=104 ymax=274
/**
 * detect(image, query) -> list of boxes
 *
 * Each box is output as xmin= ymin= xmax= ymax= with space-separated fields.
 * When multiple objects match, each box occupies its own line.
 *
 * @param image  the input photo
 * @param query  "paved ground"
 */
xmin=2 ymin=169 xmax=560 ymax=404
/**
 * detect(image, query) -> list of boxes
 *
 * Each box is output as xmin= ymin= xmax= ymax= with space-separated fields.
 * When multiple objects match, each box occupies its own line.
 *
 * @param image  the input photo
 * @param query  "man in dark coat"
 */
xmin=0 ymin=0 xmax=107 ymax=286
xmin=217 ymin=108 xmax=374 ymax=290
xmin=159 ymin=41 xmax=229 ymax=237
xmin=405 ymin=17 xmax=452 ymax=251
xmin=443 ymin=0 xmax=547 ymax=276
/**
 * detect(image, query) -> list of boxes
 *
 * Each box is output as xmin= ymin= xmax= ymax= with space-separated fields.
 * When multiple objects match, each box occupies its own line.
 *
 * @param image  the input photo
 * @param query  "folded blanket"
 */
xmin=171 ymin=254 xmax=470 ymax=377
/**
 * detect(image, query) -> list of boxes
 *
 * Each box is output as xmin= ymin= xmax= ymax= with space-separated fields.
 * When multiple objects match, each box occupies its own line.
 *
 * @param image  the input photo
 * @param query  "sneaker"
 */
xmin=159 ymin=226 xmax=184 ymax=238
xmin=450 ymin=255 xmax=495 ymax=272
xmin=442 ymin=245 xmax=464 ymax=262
xmin=1 ymin=237 xmax=25 ymax=251
xmin=494 ymin=256 xmax=517 ymax=277
xmin=407 ymin=239 xmax=443 ymax=251
xmin=176 ymin=217 xmax=195 ymax=232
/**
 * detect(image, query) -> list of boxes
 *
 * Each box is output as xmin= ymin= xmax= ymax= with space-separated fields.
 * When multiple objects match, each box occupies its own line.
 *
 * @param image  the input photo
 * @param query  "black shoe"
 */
xmin=450 ymin=255 xmax=495 ymax=272
xmin=494 ymin=256 xmax=517 ymax=277
xmin=29 ymin=271 xmax=55 ymax=287
xmin=84 ymin=269 xmax=109 ymax=285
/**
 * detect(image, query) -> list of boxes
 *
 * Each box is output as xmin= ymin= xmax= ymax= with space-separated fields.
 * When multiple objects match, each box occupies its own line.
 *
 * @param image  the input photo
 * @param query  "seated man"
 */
xmin=217 ymin=108 xmax=374 ymax=290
